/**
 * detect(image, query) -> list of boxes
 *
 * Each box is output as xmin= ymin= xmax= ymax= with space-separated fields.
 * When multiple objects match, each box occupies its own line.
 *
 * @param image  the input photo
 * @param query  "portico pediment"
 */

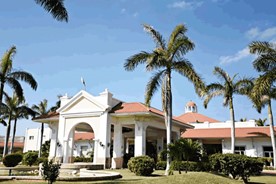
xmin=57 ymin=90 xmax=109 ymax=114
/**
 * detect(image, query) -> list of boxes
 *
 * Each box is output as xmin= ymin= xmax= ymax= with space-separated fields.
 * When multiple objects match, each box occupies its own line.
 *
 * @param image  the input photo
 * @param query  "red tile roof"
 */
xmin=182 ymin=127 xmax=276 ymax=139
xmin=186 ymin=101 xmax=196 ymax=107
xmin=110 ymin=102 xmax=191 ymax=126
xmin=0 ymin=142 xmax=24 ymax=148
xmin=32 ymin=111 xmax=59 ymax=120
xmin=74 ymin=132 xmax=94 ymax=141
xmin=176 ymin=112 xmax=219 ymax=123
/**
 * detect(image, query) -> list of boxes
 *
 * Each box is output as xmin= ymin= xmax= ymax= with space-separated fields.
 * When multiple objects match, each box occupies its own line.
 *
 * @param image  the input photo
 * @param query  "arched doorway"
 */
xmin=65 ymin=122 xmax=95 ymax=163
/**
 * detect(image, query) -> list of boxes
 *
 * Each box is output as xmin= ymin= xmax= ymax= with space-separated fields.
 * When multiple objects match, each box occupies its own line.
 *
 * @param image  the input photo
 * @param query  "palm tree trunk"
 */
xmin=39 ymin=122 xmax=44 ymax=158
xmin=165 ymin=73 xmax=173 ymax=175
xmin=3 ymin=116 xmax=12 ymax=157
xmin=9 ymin=118 xmax=18 ymax=154
xmin=267 ymin=100 xmax=276 ymax=168
xmin=229 ymin=98 xmax=236 ymax=154
xmin=0 ymin=82 xmax=4 ymax=105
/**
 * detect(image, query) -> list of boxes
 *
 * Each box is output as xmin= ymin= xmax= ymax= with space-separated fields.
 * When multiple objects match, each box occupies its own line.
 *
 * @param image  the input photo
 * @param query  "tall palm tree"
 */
xmin=32 ymin=99 xmax=50 ymax=158
xmin=203 ymin=67 xmax=253 ymax=153
xmin=35 ymin=0 xmax=68 ymax=22
xmin=9 ymin=95 xmax=36 ymax=153
xmin=1 ymin=94 xmax=16 ymax=157
xmin=124 ymin=24 xmax=204 ymax=175
xmin=249 ymin=41 xmax=276 ymax=168
xmin=255 ymin=118 xmax=267 ymax=126
xmin=0 ymin=46 xmax=38 ymax=106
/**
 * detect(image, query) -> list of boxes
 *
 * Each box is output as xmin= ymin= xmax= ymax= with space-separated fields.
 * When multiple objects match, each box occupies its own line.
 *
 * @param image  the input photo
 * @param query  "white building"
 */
xmin=181 ymin=101 xmax=275 ymax=165
xmin=24 ymin=128 xmax=94 ymax=158
xmin=32 ymin=89 xmax=192 ymax=169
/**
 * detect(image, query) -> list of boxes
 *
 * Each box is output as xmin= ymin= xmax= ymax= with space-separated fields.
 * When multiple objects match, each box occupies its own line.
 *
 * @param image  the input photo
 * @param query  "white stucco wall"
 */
xmin=191 ymin=120 xmax=257 ymax=129
xmin=23 ymin=127 xmax=51 ymax=152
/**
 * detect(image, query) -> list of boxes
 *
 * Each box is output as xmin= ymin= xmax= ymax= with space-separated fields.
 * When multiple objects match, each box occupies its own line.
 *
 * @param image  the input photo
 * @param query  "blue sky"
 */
xmin=0 ymin=0 xmax=275 ymax=136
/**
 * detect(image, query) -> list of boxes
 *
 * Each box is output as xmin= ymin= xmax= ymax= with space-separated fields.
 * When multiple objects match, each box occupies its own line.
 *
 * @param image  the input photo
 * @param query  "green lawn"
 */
xmin=0 ymin=170 xmax=275 ymax=184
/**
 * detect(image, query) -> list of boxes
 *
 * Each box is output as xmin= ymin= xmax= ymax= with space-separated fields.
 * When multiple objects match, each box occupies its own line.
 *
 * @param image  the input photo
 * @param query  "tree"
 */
xmin=0 ymin=46 xmax=38 ymax=106
xmin=32 ymin=99 xmax=50 ymax=158
xmin=168 ymin=138 xmax=201 ymax=174
xmin=124 ymin=24 xmax=204 ymax=175
xmin=249 ymin=41 xmax=276 ymax=168
xmin=8 ymin=95 xmax=36 ymax=153
xmin=203 ymin=67 xmax=253 ymax=153
xmin=255 ymin=118 xmax=267 ymax=126
xmin=35 ymin=0 xmax=68 ymax=22
xmin=42 ymin=159 xmax=61 ymax=184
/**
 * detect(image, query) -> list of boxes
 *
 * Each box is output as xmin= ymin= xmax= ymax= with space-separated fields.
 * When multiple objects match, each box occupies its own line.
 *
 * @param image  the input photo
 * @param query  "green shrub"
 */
xmin=156 ymin=161 xmax=167 ymax=170
xmin=42 ymin=159 xmax=61 ymax=184
xmin=37 ymin=157 xmax=48 ymax=164
xmin=127 ymin=156 xmax=155 ymax=176
xmin=23 ymin=151 xmax=38 ymax=166
xmin=3 ymin=153 xmax=23 ymax=167
xmin=209 ymin=153 xmax=263 ymax=183
xmin=169 ymin=161 xmax=210 ymax=172
xmin=73 ymin=156 xmax=93 ymax=162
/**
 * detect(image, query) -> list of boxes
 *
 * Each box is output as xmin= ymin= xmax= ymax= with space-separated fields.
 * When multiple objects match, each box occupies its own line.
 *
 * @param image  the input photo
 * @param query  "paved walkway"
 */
xmin=262 ymin=170 xmax=276 ymax=176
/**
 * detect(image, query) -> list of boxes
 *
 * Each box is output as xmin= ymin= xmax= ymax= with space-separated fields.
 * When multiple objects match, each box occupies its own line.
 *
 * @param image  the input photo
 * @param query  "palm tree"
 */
xmin=32 ymin=99 xmax=50 ymax=158
xmin=1 ymin=94 xmax=16 ymax=157
xmin=9 ymin=95 xmax=36 ymax=153
xmin=124 ymin=24 xmax=204 ymax=175
xmin=249 ymin=41 xmax=276 ymax=168
xmin=203 ymin=67 xmax=253 ymax=153
xmin=35 ymin=0 xmax=68 ymax=22
xmin=0 ymin=46 xmax=38 ymax=106
xmin=255 ymin=118 xmax=267 ymax=126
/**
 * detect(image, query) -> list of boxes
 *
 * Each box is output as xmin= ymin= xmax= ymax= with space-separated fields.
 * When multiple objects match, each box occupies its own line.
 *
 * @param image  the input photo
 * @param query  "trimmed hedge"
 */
xmin=74 ymin=156 xmax=93 ymax=162
xmin=155 ymin=161 xmax=210 ymax=171
xmin=3 ymin=153 xmax=23 ymax=167
xmin=23 ymin=151 xmax=38 ymax=166
xmin=209 ymin=153 xmax=263 ymax=183
xmin=127 ymin=156 xmax=155 ymax=176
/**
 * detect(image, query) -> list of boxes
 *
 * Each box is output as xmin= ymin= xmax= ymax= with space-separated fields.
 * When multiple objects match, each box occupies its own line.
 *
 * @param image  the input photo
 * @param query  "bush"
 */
xmin=37 ymin=157 xmax=48 ymax=164
xmin=23 ymin=151 xmax=38 ymax=166
xmin=209 ymin=153 xmax=263 ymax=183
xmin=3 ymin=153 xmax=23 ymax=167
xmin=73 ymin=156 xmax=93 ymax=162
xmin=156 ymin=161 xmax=167 ymax=170
xmin=169 ymin=161 xmax=210 ymax=172
xmin=42 ymin=159 xmax=61 ymax=184
xmin=127 ymin=156 xmax=155 ymax=176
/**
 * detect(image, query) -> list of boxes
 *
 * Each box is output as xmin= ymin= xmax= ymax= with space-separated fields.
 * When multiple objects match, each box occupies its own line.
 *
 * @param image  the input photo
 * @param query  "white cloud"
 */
xmin=246 ymin=27 xmax=276 ymax=39
xmin=219 ymin=48 xmax=250 ymax=65
xmin=169 ymin=1 xmax=203 ymax=9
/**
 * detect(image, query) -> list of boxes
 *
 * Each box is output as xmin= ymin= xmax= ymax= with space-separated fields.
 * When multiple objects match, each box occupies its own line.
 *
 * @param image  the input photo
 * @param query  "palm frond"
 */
xmin=167 ymin=24 xmax=187 ymax=51
xmin=145 ymin=70 xmax=165 ymax=106
xmin=145 ymin=50 xmax=167 ymax=71
xmin=203 ymin=88 xmax=224 ymax=108
xmin=143 ymin=24 xmax=166 ymax=49
xmin=124 ymin=51 xmax=151 ymax=71
xmin=253 ymin=54 xmax=276 ymax=72
xmin=249 ymin=41 xmax=276 ymax=55
xmin=234 ymin=77 xmax=254 ymax=95
xmin=35 ymin=0 xmax=68 ymax=22
xmin=5 ymin=78 xmax=24 ymax=100
xmin=172 ymin=60 xmax=204 ymax=96
xmin=168 ymin=37 xmax=195 ymax=60
xmin=213 ymin=67 xmax=231 ymax=83
xmin=1 ymin=46 xmax=16 ymax=76
xmin=9 ymin=71 xmax=38 ymax=90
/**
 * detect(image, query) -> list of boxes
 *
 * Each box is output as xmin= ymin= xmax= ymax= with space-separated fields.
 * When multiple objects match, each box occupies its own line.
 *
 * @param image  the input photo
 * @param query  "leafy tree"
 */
xmin=35 ymin=0 xmax=68 ymax=22
xmin=249 ymin=41 xmax=276 ymax=168
xmin=124 ymin=24 xmax=204 ymax=175
xmin=8 ymin=95 xmax=36 ymax=153
xmin=203 ymin=67 xmax=253 ymax=153
xmin=0 ymin=46 xmax=37 ymax=107
xmin=32 ymin=99 xmax=50 ymax=157
xmin=41 ymin=140 xmax=51 ymax=158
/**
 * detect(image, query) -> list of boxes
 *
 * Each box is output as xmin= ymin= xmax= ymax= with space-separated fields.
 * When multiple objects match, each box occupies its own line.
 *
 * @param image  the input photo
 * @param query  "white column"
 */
xmin=57 ymin=116 xmax=65 ymax=163
xmin=48 ymin=123 xmax=58 ymax=160
xmin=112 ymin=123 xmax=123 ymax=168
xmin=135 ymin=122 xmax=146 ymax=156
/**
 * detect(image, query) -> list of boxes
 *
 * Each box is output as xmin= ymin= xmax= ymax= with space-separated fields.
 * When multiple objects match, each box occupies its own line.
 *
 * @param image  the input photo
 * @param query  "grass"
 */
xmin=0 ymin=170 xmax=275 ymax=184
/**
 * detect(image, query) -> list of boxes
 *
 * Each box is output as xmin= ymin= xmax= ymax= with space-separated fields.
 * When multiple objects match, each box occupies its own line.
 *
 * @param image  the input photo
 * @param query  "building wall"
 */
xmin=73 ymin=140 xmax=94 ymax=157
xmin=191 ymin=120 xmax=257 ymax=129
xmin=23 ymin=127 xmax=51 ymax=152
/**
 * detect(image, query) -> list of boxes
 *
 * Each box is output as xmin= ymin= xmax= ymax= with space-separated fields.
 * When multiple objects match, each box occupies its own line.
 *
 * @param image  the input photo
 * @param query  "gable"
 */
xmin=62 ymin=96 xmax=105 ymax=113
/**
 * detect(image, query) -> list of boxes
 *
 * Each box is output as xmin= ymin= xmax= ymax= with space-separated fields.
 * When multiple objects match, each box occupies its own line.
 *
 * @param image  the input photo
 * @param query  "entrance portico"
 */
xmin=33 ymin=89 xmax=193 ymax=169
